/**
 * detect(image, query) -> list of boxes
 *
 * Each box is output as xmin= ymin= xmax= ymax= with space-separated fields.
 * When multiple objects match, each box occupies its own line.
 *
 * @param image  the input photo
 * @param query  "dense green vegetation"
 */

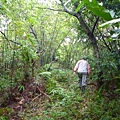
xmin=0 ymin=0 xmax=120 ymax=119
xmin=17 ymin=69 xmax=119 ymax=120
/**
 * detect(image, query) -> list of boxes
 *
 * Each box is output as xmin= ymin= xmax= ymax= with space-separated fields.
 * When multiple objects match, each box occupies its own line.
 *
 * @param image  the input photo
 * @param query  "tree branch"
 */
xmin=99 ymin=31 xmax=112 ymax=52
xmin=60 ymin=0 xmax=99 ymax=58
xmin=29 ymin=25 xmax=37 ymax=39
xmin=0 ymin=31 xmax=21 ymax=45
xmin=29 ymin=25 xmax=42 ymax=53
xmin=64 ymin=0 xmax=71 ymax=6
xmin=47 ymin=28 xmax=72 ymax=71
xmin=60 ymin=0 xmax=90 ymax=36
xmin=92 ymin=17 xmax=99 ymax=34
xmin=60 ymin=0 xmax=76 ymax=16
xmin=38 ymin=7 xmax=64 ymax=12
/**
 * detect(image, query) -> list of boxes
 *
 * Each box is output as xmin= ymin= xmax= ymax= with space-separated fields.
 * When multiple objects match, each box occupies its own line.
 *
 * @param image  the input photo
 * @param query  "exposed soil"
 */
xmin=0 ymin=78 xmax=49 ymax=120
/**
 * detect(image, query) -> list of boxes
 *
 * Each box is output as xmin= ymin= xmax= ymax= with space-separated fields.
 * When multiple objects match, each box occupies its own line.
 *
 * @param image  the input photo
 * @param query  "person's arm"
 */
xmin=73 ymin=60 xmax=80 ymax=75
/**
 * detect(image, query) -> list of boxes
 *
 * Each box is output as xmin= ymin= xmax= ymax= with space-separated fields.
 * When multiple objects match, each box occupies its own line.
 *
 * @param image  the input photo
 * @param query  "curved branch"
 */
xmin=60 ymin=0 xmax=76 ymax=16
xmin=0 ymin=31 xmax=21 ymax=45
xmin=99 ymin=32 xmax=112 ymax=52
xmin=60 ymin=0 xmax=99 ymax=58
xmin=38 ymin=7 xmax=64 ymax=12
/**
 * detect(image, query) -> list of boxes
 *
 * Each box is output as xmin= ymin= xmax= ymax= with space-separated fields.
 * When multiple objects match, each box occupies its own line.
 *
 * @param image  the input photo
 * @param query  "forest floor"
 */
xmin=0 ymin=78 xmax=49 ymax=120
xmin=0 ymin=78 xmax=97 ymax=120
xmin=0 ymin=71 xmax=118 ymax=120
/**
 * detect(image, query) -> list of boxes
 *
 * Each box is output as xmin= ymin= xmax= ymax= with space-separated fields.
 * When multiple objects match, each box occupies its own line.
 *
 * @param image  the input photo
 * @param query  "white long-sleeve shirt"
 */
xmin=74 ymin=59 xmax=90 ymax=74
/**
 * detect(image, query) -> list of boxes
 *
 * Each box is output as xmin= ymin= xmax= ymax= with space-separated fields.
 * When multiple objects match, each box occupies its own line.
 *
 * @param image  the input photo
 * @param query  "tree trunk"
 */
xmin=75 ymin=13 xmax=99 ymax=58
xmin=75 ymin=13 xmax=103 ymax=89
xmin=60 ymin=0 xmax=103 ymax=89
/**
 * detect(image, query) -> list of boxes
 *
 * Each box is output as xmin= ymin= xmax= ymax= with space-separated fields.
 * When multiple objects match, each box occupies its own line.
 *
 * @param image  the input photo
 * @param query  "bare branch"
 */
xmin=38 ymin=7 xmax=64 ymax=12
xmin=92 ymin=17 xmax=99 ymax=34
xmin=99 ymin=31 xmax=112 ymax=52
xmin=60 ymin=0 xmax=76 ymax=16
xmin=38 ymin=0 xmax=78 ymax=16
xmin=0 ymin=31 xmax=21 ymax=45
xmin=64 ymin=0 xmax=71 ymax=6
xmin=29 ymin=25 xmax=37 ymax=39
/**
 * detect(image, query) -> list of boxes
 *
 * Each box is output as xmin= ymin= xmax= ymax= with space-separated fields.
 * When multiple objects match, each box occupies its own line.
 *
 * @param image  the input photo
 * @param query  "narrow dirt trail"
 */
xmin=0 ymin=70 xmax=97 ymax=120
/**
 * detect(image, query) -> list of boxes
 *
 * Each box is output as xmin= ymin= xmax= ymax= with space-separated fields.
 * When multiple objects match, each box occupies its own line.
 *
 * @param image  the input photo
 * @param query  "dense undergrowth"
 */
xmin=0 ymin=69 xmax=120 ymax=120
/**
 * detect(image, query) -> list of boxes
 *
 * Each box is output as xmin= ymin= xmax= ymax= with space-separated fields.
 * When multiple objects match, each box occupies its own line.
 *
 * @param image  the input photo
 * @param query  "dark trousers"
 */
xmin=78 ymin=72 xmax=87 ymax=92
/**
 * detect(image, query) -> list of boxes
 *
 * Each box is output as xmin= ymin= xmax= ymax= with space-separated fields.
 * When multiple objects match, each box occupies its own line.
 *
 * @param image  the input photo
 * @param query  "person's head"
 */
xmin=82 ymin=56 xmax=86 ymax=60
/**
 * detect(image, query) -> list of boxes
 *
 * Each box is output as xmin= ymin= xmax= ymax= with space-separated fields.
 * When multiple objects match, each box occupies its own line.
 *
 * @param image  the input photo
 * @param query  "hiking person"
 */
xmin=74 ymin=57 xmax=91 ymax=92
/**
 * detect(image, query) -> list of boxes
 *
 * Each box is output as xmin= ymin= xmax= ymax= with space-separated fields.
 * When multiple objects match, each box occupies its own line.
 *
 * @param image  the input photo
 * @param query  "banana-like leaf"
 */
xmin=99 ymin=18 xmax=120 ymax=28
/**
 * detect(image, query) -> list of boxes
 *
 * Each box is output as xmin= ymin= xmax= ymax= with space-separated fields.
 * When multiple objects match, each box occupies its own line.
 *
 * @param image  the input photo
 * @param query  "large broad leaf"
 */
xmin=87 ymin=6 xmax=112 ymax=21
xmin=83 ymin=0 xmax=112 ymax=21
xmin=75 ymin=1 xmax=85 ymax=13
xmin=99 ymin=18 xmax=120 ymax=28
xmin=114 ymin=0 xmax=120 ymax=2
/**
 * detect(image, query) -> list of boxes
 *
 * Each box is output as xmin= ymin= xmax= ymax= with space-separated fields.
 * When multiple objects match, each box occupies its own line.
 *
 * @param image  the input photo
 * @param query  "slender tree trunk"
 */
xmin=60 ymin=0 xmax=103 ymax=89
xmin=75 ymin=13 xmax=99 ymax=58
xmin=47 ymin=29 xmax=71 ymax=71
xmin=75 ymin=13 xmax=103 ymax=89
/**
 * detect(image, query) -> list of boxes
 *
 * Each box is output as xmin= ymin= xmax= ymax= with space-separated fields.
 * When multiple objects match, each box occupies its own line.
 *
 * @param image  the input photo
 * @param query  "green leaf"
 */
xmin=114 ymin=0 xmax=120 ymax=2
xmin=88 ymin=6 xmax=112 ymax=20
xmin=99 ymin=18 xmax=120 ymax=28
xmin=84 ymin=0 xmax=98 ymax=5
xmin=110 ymin=62 xmax=117 ymax=70
xmin=83 ymin=0 xmax=112 ymax=21
xmin=75 ymin=2 xmax=85 ymax=13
